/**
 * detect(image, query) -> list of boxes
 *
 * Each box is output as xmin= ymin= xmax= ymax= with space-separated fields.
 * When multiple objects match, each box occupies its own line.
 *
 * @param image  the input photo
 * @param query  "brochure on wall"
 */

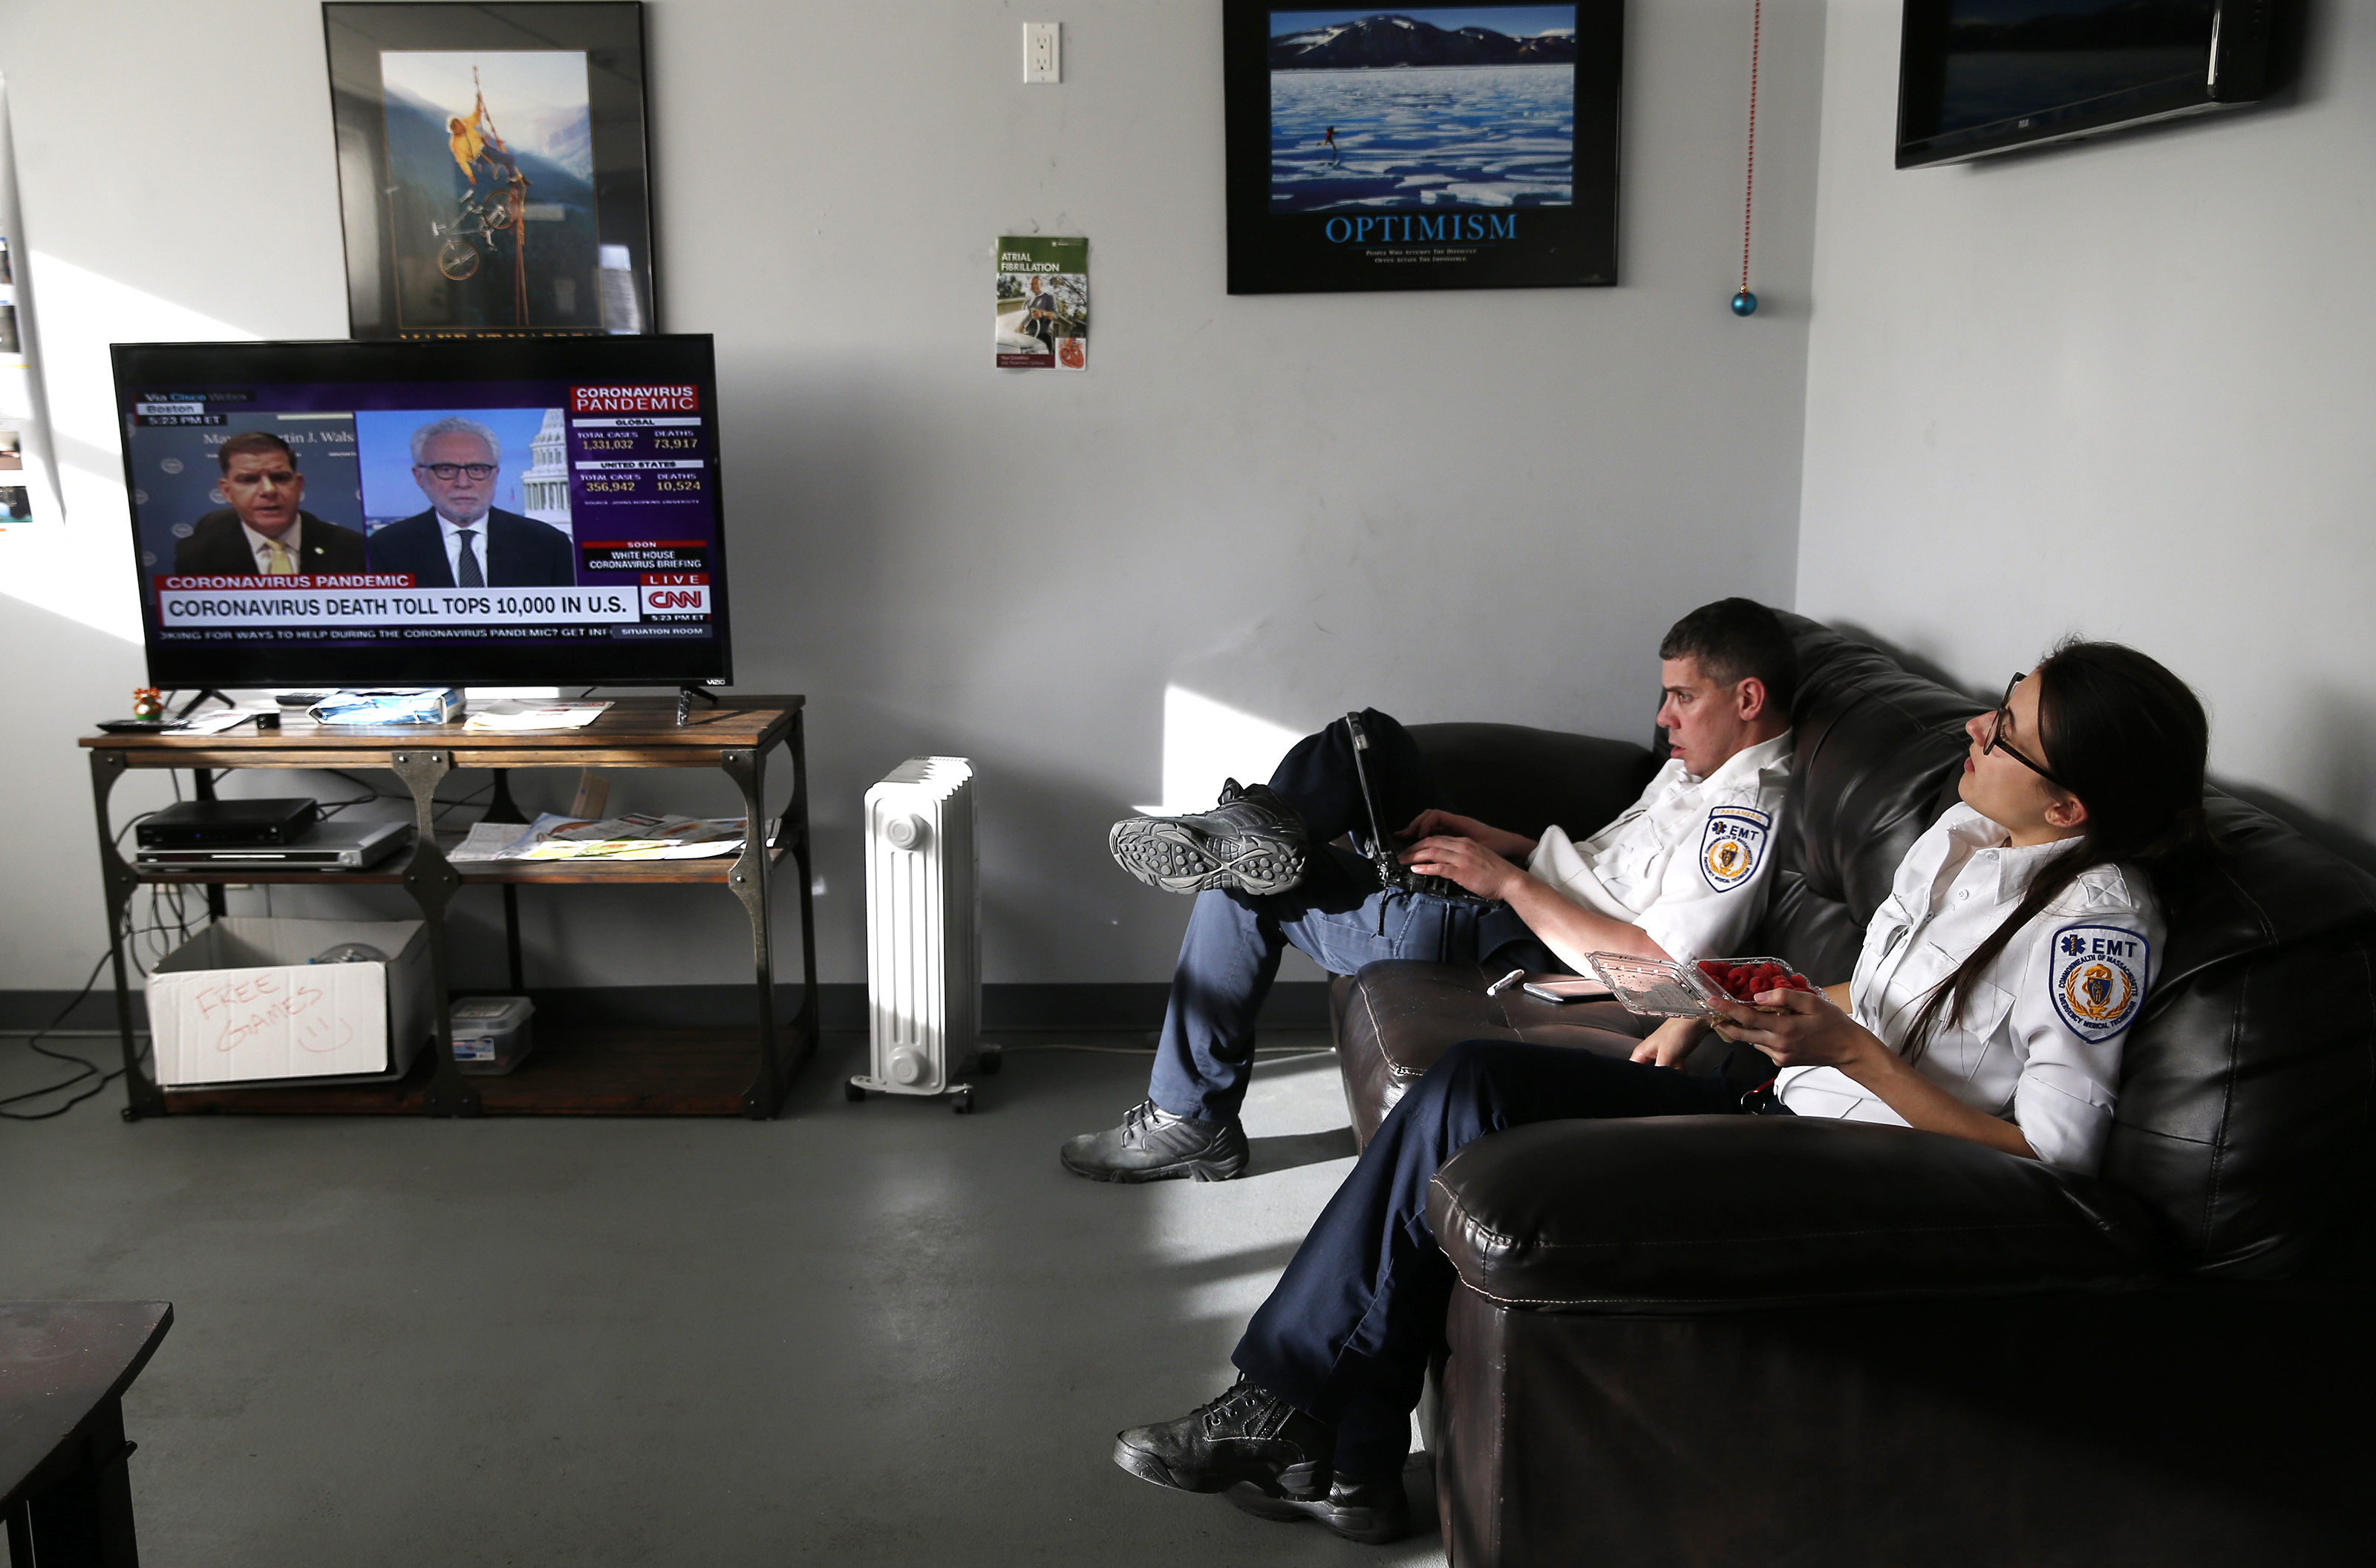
xmin=994 ymin=235 xmax=1088 ymax=371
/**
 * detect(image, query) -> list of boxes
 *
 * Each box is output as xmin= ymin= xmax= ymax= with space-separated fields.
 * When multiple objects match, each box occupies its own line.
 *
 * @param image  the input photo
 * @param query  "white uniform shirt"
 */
xmin=1525 ymin=731 xmax=1794 ymax=964
xmin=1775 ymin=802 xmax=2162 ymax=1176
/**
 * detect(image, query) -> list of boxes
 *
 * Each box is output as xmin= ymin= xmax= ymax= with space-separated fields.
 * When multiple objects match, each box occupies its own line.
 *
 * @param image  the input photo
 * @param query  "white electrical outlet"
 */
xmin=1023 ymin=22 xmax=1060 ymax=84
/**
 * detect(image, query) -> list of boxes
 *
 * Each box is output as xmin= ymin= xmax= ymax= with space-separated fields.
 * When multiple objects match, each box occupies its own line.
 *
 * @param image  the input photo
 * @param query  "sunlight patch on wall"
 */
xmin=33 ymin=249 xmax=249 ymax=450
xmin=1138 ymin=685 xmax=1302 ymax=814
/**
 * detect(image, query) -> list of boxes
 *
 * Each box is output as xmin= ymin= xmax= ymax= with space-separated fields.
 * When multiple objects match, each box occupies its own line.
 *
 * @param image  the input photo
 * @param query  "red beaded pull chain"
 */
xmin=1733 ymin=0 xmax=1763 ymax=317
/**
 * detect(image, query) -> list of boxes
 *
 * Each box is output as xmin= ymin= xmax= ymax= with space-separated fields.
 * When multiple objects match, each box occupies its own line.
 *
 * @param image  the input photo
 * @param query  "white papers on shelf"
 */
xmin=462 ymin=700 xmax=614 ymax=731
xmin=446 ymin=811 xmax=777 ymax=863
xmin=447 ymin=822 xmax=538 ymax=863
xmin=180 ymin=709 xmax=262 ymax=734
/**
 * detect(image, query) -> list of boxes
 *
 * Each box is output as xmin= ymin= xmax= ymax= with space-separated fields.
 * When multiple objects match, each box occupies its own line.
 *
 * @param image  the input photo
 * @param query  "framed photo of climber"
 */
xmin=323 ymin=2 xmax=657 ymax=339
xmin=1222 ymin=1 xmax=1623 ymax=294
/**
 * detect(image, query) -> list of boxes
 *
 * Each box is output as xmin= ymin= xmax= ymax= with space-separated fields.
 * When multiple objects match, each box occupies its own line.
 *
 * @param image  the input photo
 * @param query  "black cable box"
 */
xmin=136 ymin=798 xmax=320 ymax=849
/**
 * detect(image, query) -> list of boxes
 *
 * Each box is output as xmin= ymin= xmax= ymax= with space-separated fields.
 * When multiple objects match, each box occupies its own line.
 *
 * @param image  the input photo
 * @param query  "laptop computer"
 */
xmin=1342 ymin=711 xmax=1490 ymax=905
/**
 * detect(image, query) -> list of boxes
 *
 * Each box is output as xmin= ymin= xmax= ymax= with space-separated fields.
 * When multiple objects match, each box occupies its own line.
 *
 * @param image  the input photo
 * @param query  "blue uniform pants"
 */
xmin=1146 ymin=710 xmax=1551 ymax=1123
xmin=1230 ymin=1039 xmax=1745 ymax=1483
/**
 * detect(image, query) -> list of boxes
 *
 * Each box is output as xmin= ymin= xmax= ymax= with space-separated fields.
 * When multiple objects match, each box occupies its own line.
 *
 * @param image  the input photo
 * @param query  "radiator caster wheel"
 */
xmin=951 ymin=1088 xmax=973 ymax=1114
xmin=844 ymin=1080 xmax=866 ymax=1102
xmin=975 ymin=1045 xmax=1003 ymax=1077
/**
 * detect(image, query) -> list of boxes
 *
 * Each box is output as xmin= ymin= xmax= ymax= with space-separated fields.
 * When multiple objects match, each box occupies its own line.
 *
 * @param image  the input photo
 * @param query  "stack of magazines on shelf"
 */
xmin=448 ymin=811 xmax=778 ymax=863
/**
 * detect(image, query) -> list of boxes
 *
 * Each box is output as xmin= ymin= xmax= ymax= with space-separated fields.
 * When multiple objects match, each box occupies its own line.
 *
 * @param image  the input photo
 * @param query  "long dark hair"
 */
xmin=1902 ymin=640 xmax=2209 ymax=1062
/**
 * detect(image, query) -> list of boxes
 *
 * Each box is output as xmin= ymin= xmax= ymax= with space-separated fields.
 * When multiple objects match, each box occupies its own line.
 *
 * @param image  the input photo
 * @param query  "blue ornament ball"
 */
xmin=1731 ymin=290 xmax=1759 ymax=317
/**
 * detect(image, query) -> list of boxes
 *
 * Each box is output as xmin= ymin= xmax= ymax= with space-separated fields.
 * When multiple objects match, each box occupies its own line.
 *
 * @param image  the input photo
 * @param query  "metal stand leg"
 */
xmin=189 ymin=767 xmax=226 ymax=921
xmin=481 ymin=769 xmax=529 ymax=994
xmin=482 ymin=768 xmax=526 ymax=825
xmin=720 ymin=745 xmax=779 ymax=1118
xmin=500 ymin=888 xmax=526 ymax=995
xmin=89 ymin=750 xmax=162 ymax=1121
xmin=787 ymin=712 xmax=819 ymax=1066
xmin=391 ymin=748 xmax=475 ymax=1117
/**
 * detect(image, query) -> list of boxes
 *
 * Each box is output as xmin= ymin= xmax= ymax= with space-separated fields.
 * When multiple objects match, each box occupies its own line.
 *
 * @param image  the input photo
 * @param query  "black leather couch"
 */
xmin=1329 ymin=617 xmax=2375 ymax=1566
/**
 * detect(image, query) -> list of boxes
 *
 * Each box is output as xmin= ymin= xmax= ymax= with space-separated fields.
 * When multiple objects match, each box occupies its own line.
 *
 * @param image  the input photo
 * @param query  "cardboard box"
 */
xmin=148 ymin=917 xmax=432 ymax=1088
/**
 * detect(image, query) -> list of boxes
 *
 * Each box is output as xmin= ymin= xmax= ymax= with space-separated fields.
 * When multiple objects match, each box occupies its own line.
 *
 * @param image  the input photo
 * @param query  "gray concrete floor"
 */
xmin=1 ymin=1031 xmax=1447 ymax=1567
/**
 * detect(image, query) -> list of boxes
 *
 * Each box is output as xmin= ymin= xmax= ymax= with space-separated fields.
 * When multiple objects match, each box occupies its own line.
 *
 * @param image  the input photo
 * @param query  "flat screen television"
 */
xmin=112 ymin=334 xmax=731 ymax=690
xmin=1896 ymin=1 xmax=2277 ymax=168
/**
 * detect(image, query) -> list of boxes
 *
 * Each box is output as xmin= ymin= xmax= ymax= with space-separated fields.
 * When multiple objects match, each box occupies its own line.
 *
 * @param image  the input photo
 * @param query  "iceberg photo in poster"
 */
xmin=1267 ymin=7 xmax=1576 ymax=215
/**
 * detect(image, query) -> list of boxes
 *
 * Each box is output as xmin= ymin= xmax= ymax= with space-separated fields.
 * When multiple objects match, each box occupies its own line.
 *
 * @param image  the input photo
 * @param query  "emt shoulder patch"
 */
xmin=2051 ymin=925 xmax=2149 ymax=1043
xmin=1699 ymin=806 xmax=1771 ymax=893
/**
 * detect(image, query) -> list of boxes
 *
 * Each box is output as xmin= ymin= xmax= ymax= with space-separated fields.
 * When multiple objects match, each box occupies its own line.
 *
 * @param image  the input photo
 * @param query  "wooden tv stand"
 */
xmin=79 ymin=697 xmax=817 ymax=1120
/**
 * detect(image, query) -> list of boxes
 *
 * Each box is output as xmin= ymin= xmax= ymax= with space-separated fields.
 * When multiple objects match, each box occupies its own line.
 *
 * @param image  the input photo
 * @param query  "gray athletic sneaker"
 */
xmin=1060 ymin=1099 xmax=1250 ymax=1183
xmin=1109 ymin=780 xmax=1309 ymax=896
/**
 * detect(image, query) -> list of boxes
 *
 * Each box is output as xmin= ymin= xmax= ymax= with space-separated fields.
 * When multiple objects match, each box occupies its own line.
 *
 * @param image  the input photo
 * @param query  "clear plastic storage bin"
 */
xmin=450 ymin=995 xmax=535 ymax=1076
xmin=1584 ymin=953 xmax=1809 ymax=1020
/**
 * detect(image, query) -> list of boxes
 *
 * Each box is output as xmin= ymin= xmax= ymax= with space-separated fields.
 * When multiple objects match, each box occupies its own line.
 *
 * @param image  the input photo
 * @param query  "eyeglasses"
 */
xmin=1985 ymin=672 xmax=2066 ymax=788
xmin=418 ymin=462 xmax=496 ymax=480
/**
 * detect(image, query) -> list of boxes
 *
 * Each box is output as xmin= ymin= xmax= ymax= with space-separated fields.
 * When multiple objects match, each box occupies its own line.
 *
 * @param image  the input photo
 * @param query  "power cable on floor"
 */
xmin=1 ymin=945 xmax=123 ymax=1119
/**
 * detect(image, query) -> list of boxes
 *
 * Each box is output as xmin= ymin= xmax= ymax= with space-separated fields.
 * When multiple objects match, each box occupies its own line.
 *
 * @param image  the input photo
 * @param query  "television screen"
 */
xmin=112 ymin=334 xmax=731 ymax=690
xmin=1896 ymin=1 xmax=2273 ymax=168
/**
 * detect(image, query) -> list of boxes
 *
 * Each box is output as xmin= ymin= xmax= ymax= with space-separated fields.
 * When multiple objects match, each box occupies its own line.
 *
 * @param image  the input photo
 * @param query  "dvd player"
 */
xmin=137 ymin=797 xmax=319 ymax=848
xmin=134 ymin=820 xmax=412 ymax=871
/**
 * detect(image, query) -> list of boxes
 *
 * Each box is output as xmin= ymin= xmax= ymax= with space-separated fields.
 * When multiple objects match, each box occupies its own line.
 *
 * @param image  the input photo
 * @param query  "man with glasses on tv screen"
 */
xmin=365 ymin=414 xmax=576 ymax=588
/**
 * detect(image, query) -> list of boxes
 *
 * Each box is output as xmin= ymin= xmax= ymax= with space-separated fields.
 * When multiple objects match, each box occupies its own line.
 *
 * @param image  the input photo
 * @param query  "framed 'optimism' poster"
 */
xmin=324 ymin=1 xmax=657 ymax=339
xmin=1222 ymin=1 xmax=1622 ymax=294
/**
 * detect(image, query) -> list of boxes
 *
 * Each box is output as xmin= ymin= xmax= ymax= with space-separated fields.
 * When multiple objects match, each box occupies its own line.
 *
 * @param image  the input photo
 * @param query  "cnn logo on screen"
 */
xmin=640 ymin=583 xmax=711 ymax=615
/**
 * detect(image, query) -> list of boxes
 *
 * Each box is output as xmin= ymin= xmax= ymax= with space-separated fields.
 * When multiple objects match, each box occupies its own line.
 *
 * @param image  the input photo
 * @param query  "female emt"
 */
xmin=1109 ymin=641 xmax=2211 ymax=1544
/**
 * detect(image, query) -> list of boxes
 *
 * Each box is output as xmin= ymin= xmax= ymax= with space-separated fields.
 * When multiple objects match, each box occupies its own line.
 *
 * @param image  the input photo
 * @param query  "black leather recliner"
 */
xmin=1329 ymin=617 xmax=2374 ymax=1566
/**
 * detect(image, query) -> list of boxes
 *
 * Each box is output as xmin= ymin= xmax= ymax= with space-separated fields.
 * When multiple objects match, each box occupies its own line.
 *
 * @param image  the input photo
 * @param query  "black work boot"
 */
xmin=1109 ymin=780 xmax=1309 ymax=896
xmin=1113 ymin=1376 xmax=1334 ymax=1499
xmin=1059 ymin=1100 xmax=1250 ymax=1183
xmin=1227 ymin=1474 xmax=1413 ymax=1544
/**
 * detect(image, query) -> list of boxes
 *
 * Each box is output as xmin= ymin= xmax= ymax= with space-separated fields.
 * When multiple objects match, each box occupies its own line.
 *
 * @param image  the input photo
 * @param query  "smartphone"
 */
xmin=1520 ymin=979 xmax=1613 ymax=1004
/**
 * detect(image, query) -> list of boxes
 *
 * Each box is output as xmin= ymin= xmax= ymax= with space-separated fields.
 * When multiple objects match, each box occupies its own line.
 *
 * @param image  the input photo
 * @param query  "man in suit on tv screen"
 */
xmin=174 ymin=431 xmax=368 ymax=575
xmin=366 ymin=415 xmax=576 ymax=588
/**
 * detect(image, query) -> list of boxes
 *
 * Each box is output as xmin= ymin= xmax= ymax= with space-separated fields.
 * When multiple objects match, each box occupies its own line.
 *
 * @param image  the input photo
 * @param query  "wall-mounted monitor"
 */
xmin=112 ymin=334 xmax=731 ymax=691
xmin=1896 ymin=1 xmax=2277 ymax=168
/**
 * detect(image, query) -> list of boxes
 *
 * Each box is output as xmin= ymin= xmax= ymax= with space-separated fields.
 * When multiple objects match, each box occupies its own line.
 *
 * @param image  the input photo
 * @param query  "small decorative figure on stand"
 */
xmin=131 ymin=687 xmax=163 ymax=721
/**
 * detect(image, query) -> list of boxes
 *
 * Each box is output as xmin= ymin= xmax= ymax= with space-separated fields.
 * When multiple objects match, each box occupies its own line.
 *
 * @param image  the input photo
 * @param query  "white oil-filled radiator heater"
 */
xmin=849 ymin=757 xmax=1000 ymax=1112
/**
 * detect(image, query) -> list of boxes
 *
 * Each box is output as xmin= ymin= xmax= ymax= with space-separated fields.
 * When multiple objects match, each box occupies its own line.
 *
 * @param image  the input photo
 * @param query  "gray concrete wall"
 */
xmin=0 ymin=0 xmax=1824 ymax=996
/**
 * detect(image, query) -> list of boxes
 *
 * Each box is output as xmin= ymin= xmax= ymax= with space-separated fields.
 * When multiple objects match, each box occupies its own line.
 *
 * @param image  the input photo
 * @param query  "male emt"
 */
xmin=1060 ymin=598 xmax=1799 ymax=1183
xmin=365 ymin=415 xmax=576 ymax=588
xmin=174 ymin=431 xmax=367 ymax=575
